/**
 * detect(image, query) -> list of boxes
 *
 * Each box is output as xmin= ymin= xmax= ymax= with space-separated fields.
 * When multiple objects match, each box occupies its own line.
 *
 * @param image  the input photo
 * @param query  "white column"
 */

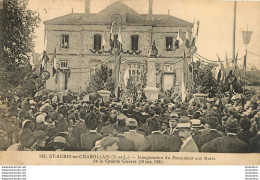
xmin=144 ymin=58 xmax=159 ymax=101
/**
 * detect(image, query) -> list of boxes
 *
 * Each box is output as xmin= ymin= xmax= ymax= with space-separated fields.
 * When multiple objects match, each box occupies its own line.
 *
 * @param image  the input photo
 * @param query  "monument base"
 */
xmin=144 ymin=87 xmax=159 ymax=101
xmin=97 ymin=90 xmax=111 ymax=102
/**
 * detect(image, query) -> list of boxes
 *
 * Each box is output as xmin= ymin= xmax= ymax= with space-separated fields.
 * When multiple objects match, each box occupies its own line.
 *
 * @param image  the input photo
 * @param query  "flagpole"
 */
xmin=232 ymin=1 xmax=237 ymax=64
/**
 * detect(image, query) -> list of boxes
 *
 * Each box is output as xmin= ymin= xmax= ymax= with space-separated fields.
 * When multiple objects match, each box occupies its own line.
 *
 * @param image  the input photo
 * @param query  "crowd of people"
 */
xmin=0 ymin=92 xmax=259 ymax=152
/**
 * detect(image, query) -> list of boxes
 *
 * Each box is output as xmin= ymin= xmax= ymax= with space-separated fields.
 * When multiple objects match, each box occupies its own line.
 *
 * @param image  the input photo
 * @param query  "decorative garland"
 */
xmin=89 ymin=48 xmax=142 ymax=55
xmin=121 ymin=50 xmax=142 ymax=55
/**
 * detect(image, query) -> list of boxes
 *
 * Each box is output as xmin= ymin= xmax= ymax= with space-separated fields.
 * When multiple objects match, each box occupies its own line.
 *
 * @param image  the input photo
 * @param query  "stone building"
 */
xmin=44 ymin=0 xmax=193 ymax=95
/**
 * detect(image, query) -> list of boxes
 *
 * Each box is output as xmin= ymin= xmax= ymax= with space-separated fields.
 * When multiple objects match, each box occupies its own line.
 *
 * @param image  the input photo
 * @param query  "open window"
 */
xmin=165 ymin=37 xmax=173 ymax=51
xmin=61 ymin=35 xmax=69 ymax=48
xmin=131 ymin=35 xmax=139 ymax=51
xmin=94 ymin=34 xmax=102 ymax=50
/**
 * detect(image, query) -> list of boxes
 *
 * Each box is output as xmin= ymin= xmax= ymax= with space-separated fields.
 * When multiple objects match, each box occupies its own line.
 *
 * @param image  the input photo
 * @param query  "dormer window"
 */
xmin=94 ymin=34 xmax=102 ymax=50
xmin=165 ymin=37 xmax=173 ymax=51
xmin=131 ymin=35 xmax=139 ymax=51
xmin=61 ymin=35 xmax=69 ymax=48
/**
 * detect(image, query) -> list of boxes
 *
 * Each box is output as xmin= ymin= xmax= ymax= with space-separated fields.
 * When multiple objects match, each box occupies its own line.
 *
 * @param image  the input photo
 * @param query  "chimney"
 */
xmin=85 ymin=0 xmax=90 ymax=17
xmin=149 ymin=0 xmax=153 ymax=21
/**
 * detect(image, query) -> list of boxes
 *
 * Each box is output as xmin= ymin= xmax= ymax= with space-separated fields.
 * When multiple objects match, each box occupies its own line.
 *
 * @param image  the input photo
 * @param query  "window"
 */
xmin=164 ymin=64 xmax=174 ymax=72
xmin=165 ymin=37 xmax=173 ymax=51
xmin=131 ymin=35 xmax=139 ymax=51
xmin=61 ymin=35 xmax=69 ymax=48
xmin=60 ymin=61 xmax=68 ymax=69
xmin=94 ymin=34 xmax=102 ymax=50
xmin=129 ymin=63 xmax=143 ymax=81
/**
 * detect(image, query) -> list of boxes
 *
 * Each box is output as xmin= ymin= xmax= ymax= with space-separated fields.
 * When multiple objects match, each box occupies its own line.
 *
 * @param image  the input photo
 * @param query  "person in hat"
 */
xmin=167 ymin=117 xmax=179 ymax=136
xmin=33 ymin=130 xmax=49 ymax=151
xmin=80 ymin=114 xmax=103 ymax=151
xmin=47 ymin=136 xmax=70 ymax=151
xmin=237 ymin=117 xmax=254 ymax=145
xmin=100 ymin=113 xmax=118 ymax=136
xmin=201 ymin=118 xmax=249 ymax=153
xmin=160 ymin=118 xmax=169 ymax=135
xmin=99 ymin=137 xmax=119 ymax=151
xmin=198 ymin=116 xmax=223 ymax=149
xmin=125 ymin=118 xmax=145 ymax=150
xmin=138 ymin=112 xmax=150 ymax=136
xmin=177 ymin=116 xmax=199 ymax=152
xmin=138 ymin=118 xmax=170 ymax=152
xmin=72 ymin=111 xmax=87 ymax=148
xmin=116 ymin=126 xmax=135 ymax=151
xmin=91 ymin=140 xmax=103 ymax=151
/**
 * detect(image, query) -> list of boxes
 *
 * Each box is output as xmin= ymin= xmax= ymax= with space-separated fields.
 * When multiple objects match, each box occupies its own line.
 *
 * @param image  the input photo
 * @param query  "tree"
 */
xmin=86 ymin=64 xmax=113 ymax=93
xmin=0 ymin=0 xmax=41 ymax=99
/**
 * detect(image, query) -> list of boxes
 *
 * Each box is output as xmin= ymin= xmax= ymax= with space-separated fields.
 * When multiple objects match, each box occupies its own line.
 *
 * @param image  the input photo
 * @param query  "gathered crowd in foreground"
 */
xmin=0 ymin=93 xmax=259 ymax=153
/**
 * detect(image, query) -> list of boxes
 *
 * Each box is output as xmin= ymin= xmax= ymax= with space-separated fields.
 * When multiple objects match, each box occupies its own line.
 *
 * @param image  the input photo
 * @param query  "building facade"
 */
xmin=44 ymin=0 xmax=193 ymax=94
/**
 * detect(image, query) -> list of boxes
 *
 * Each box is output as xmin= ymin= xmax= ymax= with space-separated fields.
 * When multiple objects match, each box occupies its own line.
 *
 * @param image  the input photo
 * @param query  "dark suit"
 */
xmin=100 ymin=123 xmax=118 ymax=136
xmin=80 ymin=131 xmax=103 ymax=151
xmin=198 ymin=129 xmax=223 ymax=149
xmin=138 ymin=132 xmax=170 ymax=152
xmin=168 ymin=135 xmax=182 ymax=152
xmin=117 ymin=135 xmax=135 ymax=151
xmin=201 ymin=134 xmax=249 ymax=153
xmin=237 ymin=130 xmax=254 ymax=144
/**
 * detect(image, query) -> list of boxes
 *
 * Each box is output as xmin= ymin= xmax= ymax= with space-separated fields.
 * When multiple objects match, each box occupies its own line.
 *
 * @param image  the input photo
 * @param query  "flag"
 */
xmin=225 ymin=51 xmax=229 ymax=69
xmin=52 ymin=47 xmax=57 ymax=76
xmin=123 ymin=68 xmax=129 ymax=87
xmin=191 ymin=20 xmax=200 ymax=46
xmin=243 ymin=55 xmax=247 ymax=70
xmin=216 ymin=54 xmax=225 ymax=82
xmin=175 ymin=29 xmax=183 ymax=49
xmin=110 ymin=22 xmax=114 ymax=47
xmin=242 ymin=31 xmax=253 ymax=45
xmin=118 ymin=27 xmax=123 ymax=50
xmin=102 ymin=31 xmax=107 ymax=50
xmin=185 ymin=30 xmax=190 ymax=48
xmin=233 ymin=51 xmax=239 ymax=70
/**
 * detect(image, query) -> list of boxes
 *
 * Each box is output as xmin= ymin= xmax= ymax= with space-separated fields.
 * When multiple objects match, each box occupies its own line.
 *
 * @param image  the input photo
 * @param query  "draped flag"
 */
xmin=123 ymin=68 xmax=129 ymax=87
xmin=52 ymin=47 xmax=57 ymax=76
xmin=185 ymin=29 xmax=190 ymax=48
xmin=102 ymin=31 xmax=107 ymax=50
xmin=40 ymin=29 xmax=49 ymax=72
xmin=175 ymin=29 xmax=183 ymax=49
xmin=216 ymin=54 xmax=225 ymax=82
xmin=191 ymin=20 xmax=200 ymax=46
xmin=110 ymin=22 xmax=114 ymax=47
xmin=225 ymin=51 xmax=229 ymax=69
xmin=244 ymin=55 xmax=247 ymax=70
xmin=118 ymin=27 xmax=123 ymax=50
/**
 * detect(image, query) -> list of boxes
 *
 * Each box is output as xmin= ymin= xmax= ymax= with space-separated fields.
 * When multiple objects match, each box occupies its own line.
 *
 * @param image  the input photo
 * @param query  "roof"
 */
xmin=44 ymin=1 xmax=192 ymax=27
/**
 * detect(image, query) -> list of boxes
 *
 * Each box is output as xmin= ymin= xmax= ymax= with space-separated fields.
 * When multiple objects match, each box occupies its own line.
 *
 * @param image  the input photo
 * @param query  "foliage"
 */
xmin=192 ymin=62 xmax=218 ymax=97
xmin=86 ymin=64 xmax=113 ymax=93
xmin=0 ymin=0 xmax=41 ymax=99
xmin=245 ymin=67 xmax=260 ymax=86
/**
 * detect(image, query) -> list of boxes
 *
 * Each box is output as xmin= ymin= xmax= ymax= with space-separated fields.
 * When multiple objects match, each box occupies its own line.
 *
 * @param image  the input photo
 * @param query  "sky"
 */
xmin=28 ymin=0 xmax=260 ymax=69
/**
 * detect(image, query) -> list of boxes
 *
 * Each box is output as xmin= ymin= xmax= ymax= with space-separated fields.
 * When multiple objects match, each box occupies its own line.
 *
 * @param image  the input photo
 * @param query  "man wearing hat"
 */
xmin=125 ymin=118 xmax=145 ymax=150
xmin=116 ymin=126 xmax=135 ymax=151
xmin=100 ymin=113 xmax=118 ymax=136
xmin=167 ymin=115 xmax=179 ymax=136
xmin=138 ymin=118 xmax=170 ymax=151
xmin=201 ymin=118 xmax=249 ymax=153
xmin=160 ymin=119 xmax=169 ymax=135
xmin=198 ymin=116 xmax=223 ymax=149
xmin=177 ymin=116 xmax=199 ymax=152
xmin=99 ymin=137 xmax=119 ymax=151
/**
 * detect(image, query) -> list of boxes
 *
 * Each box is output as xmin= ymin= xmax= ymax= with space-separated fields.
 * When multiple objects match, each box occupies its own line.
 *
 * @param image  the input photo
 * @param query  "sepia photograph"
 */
xmin=0 ymin=0 xmax=259 ymax=165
